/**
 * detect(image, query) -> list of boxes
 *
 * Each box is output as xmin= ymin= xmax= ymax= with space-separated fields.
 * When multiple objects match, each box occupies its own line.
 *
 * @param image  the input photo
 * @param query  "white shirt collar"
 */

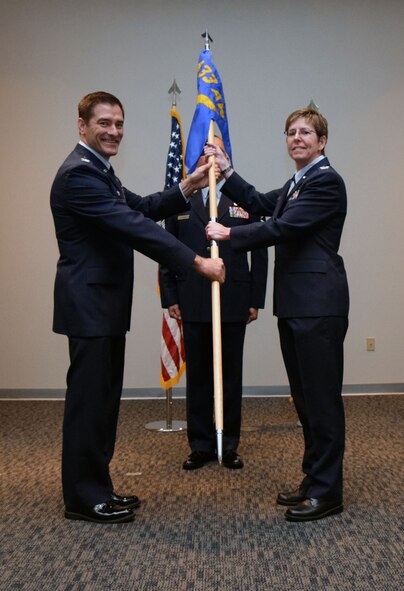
xmin=202 ymin=179 xmax=225 ymax=205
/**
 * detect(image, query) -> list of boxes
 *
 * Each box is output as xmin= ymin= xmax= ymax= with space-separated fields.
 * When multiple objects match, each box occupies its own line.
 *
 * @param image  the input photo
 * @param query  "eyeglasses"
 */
xmin=284 ymin=128 xmax=317 ymax=138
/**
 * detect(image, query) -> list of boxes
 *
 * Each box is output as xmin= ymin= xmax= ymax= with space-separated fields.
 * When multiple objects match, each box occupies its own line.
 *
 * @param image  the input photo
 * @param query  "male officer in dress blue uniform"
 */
xmin=159 ymin=137 xmax=268 ymax=470
xmin=50 ymin=91 xmax=225 ymax=523
xmin=205 ymin=108 xmax=349 ymax=522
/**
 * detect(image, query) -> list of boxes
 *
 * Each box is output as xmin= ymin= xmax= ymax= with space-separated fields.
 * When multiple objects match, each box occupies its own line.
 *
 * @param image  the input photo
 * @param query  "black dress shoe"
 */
xmin=285 ymin=497 xmax=343 ymax=522
xmin=65 ymin=502 xmax=134 ymax=524
xmin=222 ymin=450 xmax=244 ymax=469
xmin=277 ymin=485 xmax=308 ymax=506
xmin=111 ymin=491 xmax=141 ymax=509
xmin=183 ymin=450 xmax=216 ymax=470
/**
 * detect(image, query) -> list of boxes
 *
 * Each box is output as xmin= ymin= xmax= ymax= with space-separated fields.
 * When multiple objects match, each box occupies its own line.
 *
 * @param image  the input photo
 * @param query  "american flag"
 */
xmin=164 ymin=106 xmax=184 ymax=188
xmin=160 ymin=106 xmax=186 ymax=390
xmin=160 ymin=309 xmax=186 ymax=390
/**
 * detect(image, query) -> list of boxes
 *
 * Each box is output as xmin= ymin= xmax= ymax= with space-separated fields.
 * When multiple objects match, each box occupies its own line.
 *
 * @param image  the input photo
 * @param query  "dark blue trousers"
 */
xmin=62 ymin=336 xmax=126 ymax=507
xmin=182 ymin=321 xmax=246 ymax=453
xmin=278 ymin=316 xmax=348 ymax=499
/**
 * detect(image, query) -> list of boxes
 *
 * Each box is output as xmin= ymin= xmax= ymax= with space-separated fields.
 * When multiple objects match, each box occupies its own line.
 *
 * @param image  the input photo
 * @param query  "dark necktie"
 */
xmin=288 ymin=174 xmax=297 ymax=195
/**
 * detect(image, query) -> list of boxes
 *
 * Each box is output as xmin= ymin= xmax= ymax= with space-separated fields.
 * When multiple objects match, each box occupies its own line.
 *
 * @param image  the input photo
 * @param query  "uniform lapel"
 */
xmin=193 ymin=189 xmax=226 ymax=223
xmin=75 ymin=144 xmax=125 ymax=201
xmin=273 ymin=158 xmax=331 ymax=218
xmin=107 ymin=167 xmax=123 ymax=192
xmin=192 ymin=191 xmax=210 ymax=223
xmin=272 ymin=178 xmax=295 ymax=219
xmin=75 ymin=144 xmax=118 ymax=179
xmin=217 ymin=194 xmax=230 ymax=222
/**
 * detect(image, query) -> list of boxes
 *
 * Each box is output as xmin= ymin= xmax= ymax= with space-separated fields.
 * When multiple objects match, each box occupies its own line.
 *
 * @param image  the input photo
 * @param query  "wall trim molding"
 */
xmin=0 ymin=384 xmax=403 ymax=400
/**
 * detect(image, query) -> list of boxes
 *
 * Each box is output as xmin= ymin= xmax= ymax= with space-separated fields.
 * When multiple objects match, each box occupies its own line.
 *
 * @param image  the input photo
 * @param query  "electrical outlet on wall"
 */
xmin=366 ymin=338 xmax=376 ymax=352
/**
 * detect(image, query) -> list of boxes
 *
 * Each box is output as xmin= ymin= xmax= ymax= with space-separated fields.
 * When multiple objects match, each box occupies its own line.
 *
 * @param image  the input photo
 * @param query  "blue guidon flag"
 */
xmin=185 ymin=49 xmax=232 ymax=173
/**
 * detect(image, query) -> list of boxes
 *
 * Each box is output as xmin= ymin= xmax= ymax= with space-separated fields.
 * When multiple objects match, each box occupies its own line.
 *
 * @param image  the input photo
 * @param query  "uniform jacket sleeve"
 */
xmin=221 ymin=167 xmax=346 ymax=253
xmin=52 ymin=162 xmax=195 ymax=273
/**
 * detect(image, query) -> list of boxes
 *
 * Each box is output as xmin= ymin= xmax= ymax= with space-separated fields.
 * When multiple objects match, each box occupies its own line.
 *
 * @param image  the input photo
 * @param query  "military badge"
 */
xmin=289 ymin=190 xmax=300 ymax=201
xmin=229 ymin=206 xmax=249 ymax=219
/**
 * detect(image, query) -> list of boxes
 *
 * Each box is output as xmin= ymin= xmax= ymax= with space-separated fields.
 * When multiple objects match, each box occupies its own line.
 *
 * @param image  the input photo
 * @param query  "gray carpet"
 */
xmin=0 ymin=396 xmax=403 ymax=590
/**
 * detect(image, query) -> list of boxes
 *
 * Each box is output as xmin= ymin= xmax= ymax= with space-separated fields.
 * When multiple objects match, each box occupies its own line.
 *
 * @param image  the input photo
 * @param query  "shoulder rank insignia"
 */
xmin=229 ymin=206 xmax=249 ymax=219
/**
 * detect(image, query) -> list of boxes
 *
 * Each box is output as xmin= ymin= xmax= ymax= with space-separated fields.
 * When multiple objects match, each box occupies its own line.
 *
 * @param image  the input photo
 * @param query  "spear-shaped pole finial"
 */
xmin=168 ymin=79 xmax=181 ymax=107
xmin=202 ymin=30 xmax=213 ymax=50
xmin=308 ymin=98 xmax=320 ymax=111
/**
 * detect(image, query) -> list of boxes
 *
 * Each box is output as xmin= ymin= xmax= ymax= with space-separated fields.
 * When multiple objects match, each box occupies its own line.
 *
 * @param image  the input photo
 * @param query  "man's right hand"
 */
xmin=179 ymin=161 xmax=211 ymax=197
xmin=168 ymin=304 xmax=181 ymax=320
xmin=192 ymin=255 xmax=225 ymax=284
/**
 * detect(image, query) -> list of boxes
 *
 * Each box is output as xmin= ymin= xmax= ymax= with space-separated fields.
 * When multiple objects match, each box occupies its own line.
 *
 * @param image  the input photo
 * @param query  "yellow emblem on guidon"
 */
xmin=196 ymin=60 xmax=225 ymax=120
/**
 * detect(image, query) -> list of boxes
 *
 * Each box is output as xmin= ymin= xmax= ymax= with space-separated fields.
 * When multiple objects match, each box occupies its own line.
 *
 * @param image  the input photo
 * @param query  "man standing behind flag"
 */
xmin=160 ymin=133 xmax=268 ymax=470
xmin=160 ymin=46 xmax=267 ymax=469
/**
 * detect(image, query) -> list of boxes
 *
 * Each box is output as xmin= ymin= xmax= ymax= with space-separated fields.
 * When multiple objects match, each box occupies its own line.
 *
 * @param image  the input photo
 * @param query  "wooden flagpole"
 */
xmin=207 ymin=119 xmax=224 ymax=463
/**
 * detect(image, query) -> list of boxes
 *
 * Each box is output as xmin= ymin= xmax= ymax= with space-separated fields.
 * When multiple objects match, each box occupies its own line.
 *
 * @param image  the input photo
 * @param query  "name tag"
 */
xmin=178 ymin=214 xmax=190 ymax=220
xmin=229 ymin=206 xmax=249 ymax=219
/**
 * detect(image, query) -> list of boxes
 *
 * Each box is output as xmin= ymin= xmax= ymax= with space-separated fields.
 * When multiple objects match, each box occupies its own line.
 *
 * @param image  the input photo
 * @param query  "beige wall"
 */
xmin=1 ymin=0 xmax=403 ymax=390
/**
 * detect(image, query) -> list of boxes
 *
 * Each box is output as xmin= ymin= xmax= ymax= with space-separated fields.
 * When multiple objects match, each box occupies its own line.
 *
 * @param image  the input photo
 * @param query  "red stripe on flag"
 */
xmin=162 ymin=314 xmax=181 ymax=370
xmin=160 ymin=311 xmax=186 ymax=390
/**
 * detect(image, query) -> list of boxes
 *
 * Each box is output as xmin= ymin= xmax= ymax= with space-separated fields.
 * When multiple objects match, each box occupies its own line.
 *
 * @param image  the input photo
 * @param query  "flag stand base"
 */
xmin=145 ymin=387 xmax=187 ymax=432
xmin=144 ymin=419 xmax=187 ymax=432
